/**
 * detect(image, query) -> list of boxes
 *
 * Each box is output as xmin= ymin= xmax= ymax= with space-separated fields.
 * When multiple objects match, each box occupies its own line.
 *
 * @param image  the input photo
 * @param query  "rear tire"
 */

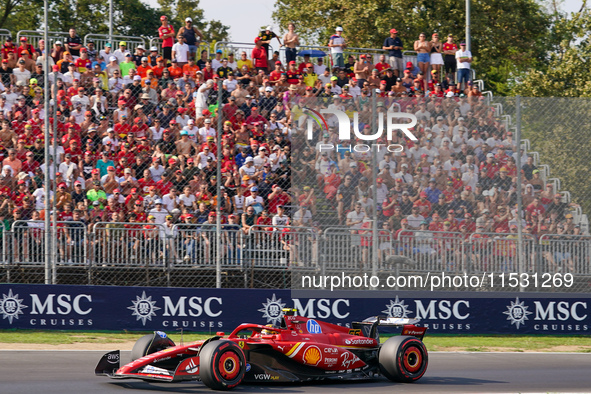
xmin=130 ymin=332 xmax=175 ymax=361
xmin=379 ymin=336 xmax=428 ymax=383
xmin=199 ymin=340 xmax=246 ymax=391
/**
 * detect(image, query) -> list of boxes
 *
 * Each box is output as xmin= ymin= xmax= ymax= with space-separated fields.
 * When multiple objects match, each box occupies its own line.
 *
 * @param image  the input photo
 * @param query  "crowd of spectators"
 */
xmin=0 ymin=21 xmax=583 ymax=271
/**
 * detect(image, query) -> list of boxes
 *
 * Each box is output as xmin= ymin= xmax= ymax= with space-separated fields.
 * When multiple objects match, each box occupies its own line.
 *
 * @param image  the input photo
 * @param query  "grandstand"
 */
xmin=0 ymin=27 xmax=587 ymax=291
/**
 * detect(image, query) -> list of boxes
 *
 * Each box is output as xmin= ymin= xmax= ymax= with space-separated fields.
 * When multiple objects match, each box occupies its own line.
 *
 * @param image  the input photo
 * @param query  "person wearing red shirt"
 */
xmin=11 ymin=112 xmax=26 ymax=135
xmin=267 ymin=185 xmax=290 ymax=214
xmin=113 ymin=117 xmax=131 ymax=139
xmin=1 ymin=38 xmax=16 ymax=59
xmin=285 ymin=61 xmax=300 ymax=84
xmin=269 ymin=61 xmax=282 ymax=84
xmin=182 ymin=58 xmax=199 ymax=78
xmin=74 ymin=49 xmax=91 ymax=72
xmin=480 ymin=153 xmax=499 ymax=179
xmin=444 ymin=210 xmax=459 ymax=230
xmin=525 ymin=197 xmax=545 ymax=221
xmin=460 ymin=213 xmax=476 ymax=233
xmin=61 ymin=124 xmax=82 ymax=146
xmin=374 ymin=54 xmax=390 ymax=75
xmin=414 ymin=191 xmax=432 ymax=217
xmin=245 ymin=106 xmax=268 ymax=127
xmin=156 ymin=177 xmax=173 ymax=196
xmin=256 ymin=210 xmax=273 ymax=232
xmin=138 ymin=171 xmax=157 ymax=194
xmin=116 ymin=143 xmax=135 ymax=164
xmin=251 ymin=37 xmax=268 ymax=72
xmin=442 ymin=35 xmax=458 ymax=80
xmin=21 ymin=151 xmax=39 ymax=174
xmin=63 ymin=140 xmax=83 ymax=163
xmin=158 ymin=15 xmax=175 ymax=60
xmin=428 ymin=213 xmax=443 ymax=231
xmin=167 ymin=60 xmax=183 ymax=79
xmin=17 ymin=38 xmax=35 ymax=59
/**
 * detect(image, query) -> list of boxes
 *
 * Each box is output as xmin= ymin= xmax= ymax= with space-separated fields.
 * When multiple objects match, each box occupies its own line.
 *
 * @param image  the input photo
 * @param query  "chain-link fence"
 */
xmin=1 ymin=26 xmax=590 ymax=292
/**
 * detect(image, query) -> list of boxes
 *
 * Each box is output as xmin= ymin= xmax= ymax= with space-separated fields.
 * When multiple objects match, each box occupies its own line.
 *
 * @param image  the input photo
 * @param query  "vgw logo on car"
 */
xmin=301 ymin=107 xmax=418 ymax=153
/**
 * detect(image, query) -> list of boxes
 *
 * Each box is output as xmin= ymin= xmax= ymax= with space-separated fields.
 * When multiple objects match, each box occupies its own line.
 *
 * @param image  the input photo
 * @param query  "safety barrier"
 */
xmin=148 ymin=37 xmax=210 ymax=59
xmin=214 ymin=41 xmax=274 ymax=63
xmin=16 ymin=30 xmax=70 ymax=49
xmin=84 ymin=34 xmax=146 ymax=55
xmin=0 ymin=29 xmax=11 ymax=43
xmin=398 ymin=230 xmax=467 ymax=273
xmin=1 ymin=224 xmax=590 ymax=288
xmin=90 ymin=221 xmax=166 ymax=267
xmin=244 ymin=225 xmax=318 ymax=269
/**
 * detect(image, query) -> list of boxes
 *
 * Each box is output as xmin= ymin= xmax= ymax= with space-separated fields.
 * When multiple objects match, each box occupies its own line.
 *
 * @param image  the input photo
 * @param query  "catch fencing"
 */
xmin=0 ymin=224 xmax=589 ymax=291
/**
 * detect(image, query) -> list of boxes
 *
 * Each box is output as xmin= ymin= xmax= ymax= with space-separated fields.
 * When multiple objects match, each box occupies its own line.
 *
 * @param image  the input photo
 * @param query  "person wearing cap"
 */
xmin=382 ymin=28 xmax=404 ymax=76
xmin=257 ymin=25 xmax=282 ymax=60
xmin=455 ymin=41 xmax=472 ymax=90
xmin=251 ymin=37 xmax=268 ymax=72
xmin=118 ymin=51 xmax=136 ymax=77
xmin=353 ymin=54 xmax=372 ymax=88
xmin=171 ymin=34 xmax=189 ymax=67
xmin=158 ymin=16 xmax=175 ymax=61
xmin=328 ymin=26 xmax=346 ymax=68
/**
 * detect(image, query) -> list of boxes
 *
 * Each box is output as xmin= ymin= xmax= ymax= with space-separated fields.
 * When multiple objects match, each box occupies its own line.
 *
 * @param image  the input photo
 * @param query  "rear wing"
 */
xmin=352 ymin=316 xmax=427 ymax=341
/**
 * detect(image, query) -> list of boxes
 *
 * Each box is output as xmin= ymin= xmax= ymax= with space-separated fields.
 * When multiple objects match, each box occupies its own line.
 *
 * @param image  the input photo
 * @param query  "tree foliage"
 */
xmin=514 ymin=9 xmax=591 ymax=97
xmin=273 ymin=0 xmax=551 ymax=95
xmin=0 ymin=0 xmax=228 ymax=43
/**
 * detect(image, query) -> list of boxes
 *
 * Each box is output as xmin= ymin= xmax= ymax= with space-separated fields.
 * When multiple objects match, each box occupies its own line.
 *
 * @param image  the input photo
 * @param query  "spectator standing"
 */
xmin=455 ymin=42 xmax=472 ymax=90
xmin=177 ymin=17 xmax=203 ymax=61
xmin=442 ymin=34 xmax=458 ymax=82
xmin=258 ymin=26 xmax=282 ymax=60
xmin=328 ymin=27 xmax=346 ymax=69
xmin=382 ymin=29 xmax=403 ymax=77
xmin=172 ymin=35 xmax=189 ymax=67
xmin=283 ymin=23 xmax=300 ymax=65
xmin=252 ymin=38 xmax=268 ymax=72
xmin=158 ymin=15 xmax=176 ymax=61
xmin=64 ymin=28 xmax=82 ymax=58
xmin=413 ymin=33 xmax=431 ymax=92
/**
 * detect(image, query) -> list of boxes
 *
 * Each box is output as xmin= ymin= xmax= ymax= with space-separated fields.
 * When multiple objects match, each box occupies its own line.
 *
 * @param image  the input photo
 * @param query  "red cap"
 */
xmin=376 ymin=178 xmax=383 ymax=183
xmin=208 ymin=212 xmax=216 ymax=217
xmin=113 ymin=188 xmax=120 ymax=193
xmin=254 ymin=37 xmax=261 ymax=43
xmin=160 ymin=15 xmax=167 ymax=20
xmin=168 ymin=158 xmax=176 ymax=164
xmin=275 ymin=61 xmax=281 ymax=65
xmin=187 ymin=158 xmax=194 ymax=163
xmin=58 ymin=182 xmax=67 ymax=188
xmin=390 ymin=29 xmax=398 ymax=34
xmin=91 ymin=169 xmax=99 ymax=174
xmin=107 ymin=166 xmax=115 ymax=170
xmin=80 ymin=48 xmax=87 ymax=52
xmin=289 ymin=60 xmax=296 ymax=65
xmin=131 ymin=188 xmax=138 ymax=193
xmin=202 ymin=109 xmax=211 ymax=116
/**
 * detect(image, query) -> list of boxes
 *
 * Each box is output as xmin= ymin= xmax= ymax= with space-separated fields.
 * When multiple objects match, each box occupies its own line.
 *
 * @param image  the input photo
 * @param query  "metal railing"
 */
xmin=0 ymin=29 xmax=11 ymax=42
xmin=85 ymin=34 xmax=146 ymax=54
xmin=214 ymin=41 xmax=274 ymax=63
xmin=16 ymin=30 xmax=70 ymax=50
xmin=149 ymin=37 xmax=210 ymax=59
xmin=1 ymin=224 xmax=590 ymax=288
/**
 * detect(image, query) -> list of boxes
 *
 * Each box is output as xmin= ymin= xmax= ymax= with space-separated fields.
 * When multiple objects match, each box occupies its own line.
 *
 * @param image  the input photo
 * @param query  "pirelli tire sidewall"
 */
xmin=378 ymin=336 xmax=428 ymax=383
xmin=199 ymin=340 xmax=246 ymax=391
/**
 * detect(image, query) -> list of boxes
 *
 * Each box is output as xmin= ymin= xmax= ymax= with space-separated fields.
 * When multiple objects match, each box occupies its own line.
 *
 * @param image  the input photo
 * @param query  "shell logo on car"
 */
xmin=303 ymin=345 xmax=321 ymax=365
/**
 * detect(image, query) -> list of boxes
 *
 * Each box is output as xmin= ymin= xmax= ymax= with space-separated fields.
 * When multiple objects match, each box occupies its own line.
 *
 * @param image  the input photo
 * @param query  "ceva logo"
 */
xmin=303 ymin=107 xmax=418 ymax=144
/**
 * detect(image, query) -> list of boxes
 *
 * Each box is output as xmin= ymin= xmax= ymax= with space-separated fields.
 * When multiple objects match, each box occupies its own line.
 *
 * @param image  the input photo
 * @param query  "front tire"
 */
xmin=199 ymin=340 xmax=246 ymax=390
xmin=130 ymin=332 xmax=175 ymax=361
xmin=379 ymin=336 xmax=428 ymax=383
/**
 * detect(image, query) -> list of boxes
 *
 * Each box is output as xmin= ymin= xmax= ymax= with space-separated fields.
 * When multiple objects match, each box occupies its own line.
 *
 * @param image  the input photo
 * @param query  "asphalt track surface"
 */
xmin=1 ymin=350 xmax=590 ymax=393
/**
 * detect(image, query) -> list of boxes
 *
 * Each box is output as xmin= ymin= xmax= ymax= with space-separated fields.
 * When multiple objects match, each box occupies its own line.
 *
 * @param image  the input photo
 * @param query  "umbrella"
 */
xmin=297 ymin=49 xmax=326 ymax=58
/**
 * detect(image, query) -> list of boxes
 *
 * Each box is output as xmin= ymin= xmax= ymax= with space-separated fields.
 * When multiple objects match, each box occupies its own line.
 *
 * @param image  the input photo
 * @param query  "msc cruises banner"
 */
xmin=0 ymin=284 xmax=589 ymax=334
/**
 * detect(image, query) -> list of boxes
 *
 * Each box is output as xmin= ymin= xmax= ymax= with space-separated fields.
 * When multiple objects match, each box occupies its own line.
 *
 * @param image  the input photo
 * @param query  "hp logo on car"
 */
xmin=306 ymin=319 xmax=322 ymax=334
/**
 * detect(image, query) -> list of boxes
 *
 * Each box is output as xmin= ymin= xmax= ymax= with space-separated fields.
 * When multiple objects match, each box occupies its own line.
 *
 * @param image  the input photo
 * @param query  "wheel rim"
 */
xmin=218 ymin=351 xmax=240 ymax=380
xmin=403 ymin=346 xmax=422 ymax=373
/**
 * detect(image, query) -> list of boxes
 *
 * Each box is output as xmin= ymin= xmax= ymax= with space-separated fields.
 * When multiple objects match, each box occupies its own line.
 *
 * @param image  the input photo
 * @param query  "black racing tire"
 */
xmin=379 ymin=336 xmax=428 ymax=383
xmin=130 ymin=332 xmax=175 ymax=361
xmin=199 ymin=340 xmax=246 ymax=391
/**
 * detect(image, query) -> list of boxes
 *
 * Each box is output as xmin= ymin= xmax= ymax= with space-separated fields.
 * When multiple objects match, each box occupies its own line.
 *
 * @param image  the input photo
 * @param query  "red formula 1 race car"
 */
xmin=95 ymin=309 xmax=428 ymax=390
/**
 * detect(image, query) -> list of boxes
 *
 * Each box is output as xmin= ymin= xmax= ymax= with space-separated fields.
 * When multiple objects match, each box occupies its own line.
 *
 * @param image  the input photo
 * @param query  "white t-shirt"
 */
xmin=162 ymin=194 xmax=178 ymax=212
xmin=179 ymin=194 xmax=196 ymax=208
xmin=455 ymin=50 xmax=472 ymax=69
xmin=198 ymin=126 xmax=216 ymax=143
xmin=12 ymin=68 xmax=31 ymax=84
xmin=272 ymin=215 xmax=289 ymax=228
xmin=149 ymin=165 xmax=165 ymax=181
xmin=346 ymin=210 xmax=365 ymax=229
xmin=172 ymin=43 xmax=190 ymax=63
xmin=32 ymin=188 xmax=53 ymax=210
xmin=244 ymin=195 xmax=263 ymax=207
xmin=330 ymin=35 xmax=345 ymax=54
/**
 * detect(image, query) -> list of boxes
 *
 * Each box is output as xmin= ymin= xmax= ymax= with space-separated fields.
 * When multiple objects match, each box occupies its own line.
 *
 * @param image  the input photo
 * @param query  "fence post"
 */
xmin=515 ymin=95 xmax=525 ymax=292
